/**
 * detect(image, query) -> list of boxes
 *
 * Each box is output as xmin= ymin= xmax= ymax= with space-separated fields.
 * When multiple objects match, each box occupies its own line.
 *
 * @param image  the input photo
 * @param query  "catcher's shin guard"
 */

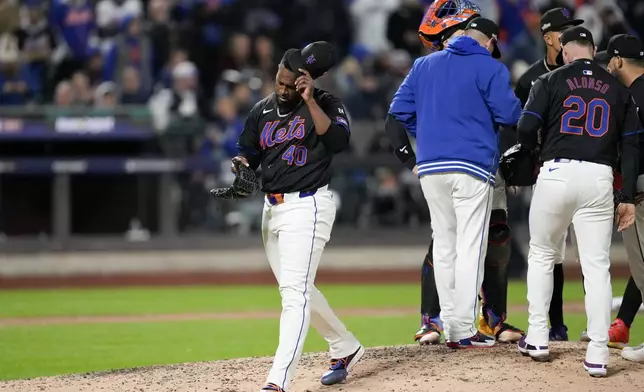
xmin=421 ymin=240 xmax=441 ymax=318
xmin=481 ymin=209 xmax=511 ymax=317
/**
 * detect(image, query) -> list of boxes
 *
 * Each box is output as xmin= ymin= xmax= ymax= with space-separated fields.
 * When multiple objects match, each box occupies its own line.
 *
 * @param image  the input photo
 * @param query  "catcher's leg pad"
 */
xmin=486 ymin=209 xmax=511 ymax=267
xmin=421 ymin=239 xmax=441 ymax=318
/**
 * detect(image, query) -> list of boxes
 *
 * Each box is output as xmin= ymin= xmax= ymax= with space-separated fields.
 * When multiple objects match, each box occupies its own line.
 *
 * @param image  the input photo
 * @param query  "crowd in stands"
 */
xmin=0 ymin=0 xmax=640 ymax=233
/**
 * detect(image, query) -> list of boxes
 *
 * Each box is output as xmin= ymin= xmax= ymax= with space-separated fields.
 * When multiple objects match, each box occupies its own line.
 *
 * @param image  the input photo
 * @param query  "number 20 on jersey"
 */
xmin=560 ymin=95 xmax=610 ymax=137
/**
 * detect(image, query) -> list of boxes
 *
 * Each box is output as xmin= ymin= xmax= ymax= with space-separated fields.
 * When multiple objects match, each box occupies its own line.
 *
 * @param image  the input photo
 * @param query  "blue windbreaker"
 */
xmin=388 ymin=36 xmax=521 ymax=185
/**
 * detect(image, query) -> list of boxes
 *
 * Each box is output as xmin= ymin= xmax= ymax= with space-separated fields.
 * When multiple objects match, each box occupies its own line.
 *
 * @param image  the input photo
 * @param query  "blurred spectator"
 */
xmin=219 ymin=32 xmax=252 ymax=74
xmin=50 ymin=0 xmax=98 ymax=82
xmin=107 ymin=16 xmax=153 ymax=92
xmin=350 ymin=0 xmax=400 ymax=53
xmin=70 ymin=71 xmax=93 ymax=105
xmin=157 ymin=48 xmax=188 ymax=89
xmin=84 ymin=48 xmax=113 ymax=87
xmin=280 ymin=0 xmax=352 ymax=59
xmin=94 ymin=81 xmax=117 ymax=109
xmin=120 ymin=65 xmax=148 ymax=103
xmin=386 ymin=0 xmax=425 ymax=57
xmin=15 ymin=1 xmax=56 ymax=93
xmin=147 ymin=0 xmax=172 ymax=80
xmin=95 ymin=0 xmax=143 ymax=38
xmin=0 ymin=34 xmax=39 ymax=105
xmin=54 ymin=80 xmax=75 ymax=106
xmin=0 ymin=0 xmax=20 ymax=38
xmin=212 ymin=95 xmax=243 ymax=158
xmin=149 ymin=60 xmax=209 ymax=131
xmin=597 ymin=6 xmax=632 ymax=49
xmin=254 ymin=33 xmax=276 ymax=79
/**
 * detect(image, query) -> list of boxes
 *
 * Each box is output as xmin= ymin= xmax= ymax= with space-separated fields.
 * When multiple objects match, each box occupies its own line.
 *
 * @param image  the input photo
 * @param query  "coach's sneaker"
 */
xmin=583 ymin=361 xmax=608 ymax=377
xmin=549 ymin=325 xmax=569 ymax=341
xmin=621 ymin=343 xmax=644 ymax=362
xmin=414 ymin=315 xmax=443 ymax=345
xmin=518 ymin=336 xmax=550 ymax=362
xmin=607 ymin=318 xmax=629 ymax=349
xmin=478 ymin=308 xmax=523 ymax=343
xmin=260 ymin=383 xmax=285 ymax=391
xmin=446 ymin=332 xmax=495 ymax=349
xmin=320 ymin=346 xmax=365 ymax=385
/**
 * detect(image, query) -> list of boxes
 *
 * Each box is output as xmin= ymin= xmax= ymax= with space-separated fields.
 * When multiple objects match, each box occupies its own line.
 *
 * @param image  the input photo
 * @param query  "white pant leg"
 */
xmin=265 ymin=191 xmax=338 ymax=390
xmin=526 ymin=165 xmax=575 ymax=347
xmin=452 ymin=174 xmax=493 ymax=339
xmin=571 ymin=166 xmax=613 ymax=366
xmin=420 ymin=174 xmax=457 ymax=341
xmin=421 ymin=173 xmax=493 ymax=340
xmin=622 ymin=175 xmax=644 ymax=303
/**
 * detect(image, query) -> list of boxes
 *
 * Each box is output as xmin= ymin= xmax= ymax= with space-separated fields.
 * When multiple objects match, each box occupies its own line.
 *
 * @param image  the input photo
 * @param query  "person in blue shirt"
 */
xmin=388 ymin=17 xmax=521 ymax=348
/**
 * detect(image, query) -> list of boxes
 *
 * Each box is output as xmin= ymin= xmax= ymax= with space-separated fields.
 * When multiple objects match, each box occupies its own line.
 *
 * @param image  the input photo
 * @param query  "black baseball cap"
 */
xmin=465 ymin=17 xmax=501 ymax=59
xmin=595 ymin=34 xmax=644 ymax=62
xmin=540 ymin=7 xmax=583 ymax=34
xmin=560 ymin=26 xmax=595 ymax=47
xmin=284 ymin=41 xmax=336 ymax=80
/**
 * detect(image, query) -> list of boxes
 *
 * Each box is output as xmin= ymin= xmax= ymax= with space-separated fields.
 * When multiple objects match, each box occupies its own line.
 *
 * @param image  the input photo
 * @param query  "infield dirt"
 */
xmin=1 ymin=342 xmax=642 ymax=392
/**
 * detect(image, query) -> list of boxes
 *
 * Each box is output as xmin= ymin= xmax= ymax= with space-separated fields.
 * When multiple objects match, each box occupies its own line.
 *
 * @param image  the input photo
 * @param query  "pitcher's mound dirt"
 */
xmin=2 ymin=343 xmax=643 ymax=392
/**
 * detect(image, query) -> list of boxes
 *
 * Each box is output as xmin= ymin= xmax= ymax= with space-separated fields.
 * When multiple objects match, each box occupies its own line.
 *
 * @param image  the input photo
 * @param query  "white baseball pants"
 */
xmin=621 ymin=175 xmax=644 ymax=303
xmin=526 ymin=159 xmax=613 ymax=365
xmin=420 ymin=172 xmax=493 ymax=341
xmin=262 ymin=186 xmax=360 ymax=390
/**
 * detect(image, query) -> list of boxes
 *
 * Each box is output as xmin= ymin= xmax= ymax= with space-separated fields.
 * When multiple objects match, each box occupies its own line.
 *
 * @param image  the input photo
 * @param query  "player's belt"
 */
xmin=553 ymin=158 xmax=583 ymax=163
xmin=266 ymin=189 xmax=318 ymax=206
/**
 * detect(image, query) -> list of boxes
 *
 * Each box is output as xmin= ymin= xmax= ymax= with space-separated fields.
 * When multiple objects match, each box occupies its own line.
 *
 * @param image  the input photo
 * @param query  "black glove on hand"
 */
xmin=210 ymin=158 xmax=260 ymax=200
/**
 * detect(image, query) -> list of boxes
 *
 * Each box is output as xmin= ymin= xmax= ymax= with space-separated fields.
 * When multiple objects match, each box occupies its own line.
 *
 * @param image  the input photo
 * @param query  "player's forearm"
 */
xmin=385 ymin=114 xmax=416 ymax=170
xmin=516 ymin=114 xmax=541 ymax=151
xmin=305 ymin=99 xmax=332 ymax=135
xmin=620 ymin=137 xmax=640 ymax=202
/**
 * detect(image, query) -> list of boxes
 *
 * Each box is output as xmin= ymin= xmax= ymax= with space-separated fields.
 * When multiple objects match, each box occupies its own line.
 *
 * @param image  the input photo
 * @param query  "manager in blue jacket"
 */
xmin=388 ymin=17 xmax=522 ymax=348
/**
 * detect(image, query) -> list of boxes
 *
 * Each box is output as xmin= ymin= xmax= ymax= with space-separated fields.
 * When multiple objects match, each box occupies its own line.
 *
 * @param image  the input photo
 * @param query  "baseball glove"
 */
xmin=499 ymin=143 xmax=538 ymax=187
xmin=210 ymin=158 xmax=259 ymax=200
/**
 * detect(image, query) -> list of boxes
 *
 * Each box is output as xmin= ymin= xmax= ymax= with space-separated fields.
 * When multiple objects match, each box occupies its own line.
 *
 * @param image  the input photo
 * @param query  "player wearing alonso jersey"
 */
xmin=517 ymin=26 xmax=640 ymax=377
xmin=235 ymin=42 xmax=364 ymax=392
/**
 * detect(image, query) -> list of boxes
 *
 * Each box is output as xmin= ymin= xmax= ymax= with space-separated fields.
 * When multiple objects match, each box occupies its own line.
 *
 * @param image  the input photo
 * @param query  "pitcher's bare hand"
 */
xmin=616 ymin=203 xmax=636 ymax=232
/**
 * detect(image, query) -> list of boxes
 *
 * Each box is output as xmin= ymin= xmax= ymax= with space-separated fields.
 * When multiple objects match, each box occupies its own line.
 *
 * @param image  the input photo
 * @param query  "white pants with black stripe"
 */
xmin=621 ymin=175 xmax=644 ymax=303
xmin=526 ymin=160 xmax=613 ymax=365
xmin=262 ymin=186 xmax=360 ymax=390
xmin=420 ymin=173 xmax=493 ymax=341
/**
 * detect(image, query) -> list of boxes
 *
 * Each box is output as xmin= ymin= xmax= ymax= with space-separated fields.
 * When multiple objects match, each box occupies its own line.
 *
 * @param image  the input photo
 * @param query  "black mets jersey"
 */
xmin=236 ymin=89 xmax=350 ymax=193
xmin=517 ymin=58 xmax=642 ymax=200
xmin=515 ymin=58 xmax=561 ymax=107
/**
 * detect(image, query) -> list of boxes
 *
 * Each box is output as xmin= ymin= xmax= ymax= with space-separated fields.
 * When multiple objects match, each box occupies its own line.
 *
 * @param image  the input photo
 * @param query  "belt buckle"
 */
xmin=267 ymin=193 xmax=284 ymax=205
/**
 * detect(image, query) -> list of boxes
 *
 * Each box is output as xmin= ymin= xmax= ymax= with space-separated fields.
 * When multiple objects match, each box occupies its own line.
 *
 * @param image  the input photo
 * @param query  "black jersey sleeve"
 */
xmin=620 ymin=94 xmax=643 ymax=202
xmin=514 ymin=75 xmax=531 ymax=108
xmin=318 ymin=93 xmax=351 ymax=153
xmin=236 ymin=105 xmax=262 ymax=170
xmin=384 ymin=114 xmax=416 ymax=170
xmin=517 ymin=77 xmax=549 ymax=151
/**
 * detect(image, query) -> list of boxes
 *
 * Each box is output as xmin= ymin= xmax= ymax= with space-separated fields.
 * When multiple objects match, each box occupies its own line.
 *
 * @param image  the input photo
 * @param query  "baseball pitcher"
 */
xmin=516 ymin=26 xmax=640 ymax=377
xmin=597 ymin=33 xmax=644 ymax=362
xmin=389 ymin=15 xmax=522 ymax=348
xmin=214 ymin=42 xmax=363 ymax=392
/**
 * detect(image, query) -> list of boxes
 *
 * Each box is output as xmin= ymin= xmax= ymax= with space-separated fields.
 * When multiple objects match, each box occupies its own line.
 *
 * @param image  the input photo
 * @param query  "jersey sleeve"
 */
xmin=388 ymin=59 xmax=418 ymax=136
xmin=619 ymin=94 xmax=643 ymax=202
xmin=318 ymin=93 xmax=351 ymax=153
xmin=517 ymin=77 xmax=549 ymax=151
xmin=236 ymin=104 xmax=262 ymax=170
xmin=482 ymin=63 xmax=522 ymax=127
xmin=514 ymin=76 xmax=531 ymax=108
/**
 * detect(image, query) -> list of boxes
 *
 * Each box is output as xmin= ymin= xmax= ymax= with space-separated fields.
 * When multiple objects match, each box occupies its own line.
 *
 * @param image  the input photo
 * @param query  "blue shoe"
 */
xmin=320 ymin=346 xmax=365 ymax=385
xmin=549 ymin=325 xmax=569 ymax=341
xmin=517 ymin=336 xmax=550 ymax=362
xmin=446 ymin=331 xmax=495 ymax=349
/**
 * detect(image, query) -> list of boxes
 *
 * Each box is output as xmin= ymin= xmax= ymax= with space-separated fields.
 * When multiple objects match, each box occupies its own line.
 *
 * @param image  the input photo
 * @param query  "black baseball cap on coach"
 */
xmin=595 ymin=34 xmax=644 ymax=62
xmin=285 ymin=41 xmax=336 ymax=80
xmin=560 ymin=26 xmax=595 ymax=47
xmin=540 ymin=7 xmax=584 ymax=34
xmin=465 ymin=17 xmax=501 ymax=59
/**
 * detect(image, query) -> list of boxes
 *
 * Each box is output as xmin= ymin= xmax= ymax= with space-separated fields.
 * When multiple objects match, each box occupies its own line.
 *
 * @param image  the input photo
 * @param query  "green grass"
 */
xmin=0 ymin=280 xmax=629 ymax=318
xmin=1 ymin=312 xmax=642 ymax=381
xmin=0 ymin=279 xmax=638 ymax=381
